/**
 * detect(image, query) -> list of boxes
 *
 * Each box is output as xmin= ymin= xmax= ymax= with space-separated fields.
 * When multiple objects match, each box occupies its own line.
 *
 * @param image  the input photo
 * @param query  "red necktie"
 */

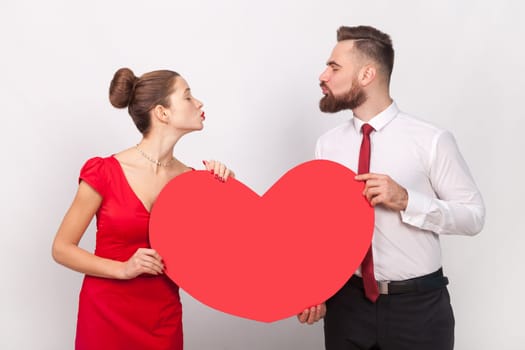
xmin=358 ymin=123 xmax=379 ymax=302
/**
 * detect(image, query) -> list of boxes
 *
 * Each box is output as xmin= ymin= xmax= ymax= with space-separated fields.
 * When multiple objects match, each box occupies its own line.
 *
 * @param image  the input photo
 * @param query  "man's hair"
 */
xmin=337 ymin=26 xmax=394 ymax=82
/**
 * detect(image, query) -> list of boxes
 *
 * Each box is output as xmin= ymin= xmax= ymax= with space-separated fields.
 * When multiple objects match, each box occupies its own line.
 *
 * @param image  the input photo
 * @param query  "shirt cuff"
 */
xmin=400 ymin=189 xmax=433 ymax=228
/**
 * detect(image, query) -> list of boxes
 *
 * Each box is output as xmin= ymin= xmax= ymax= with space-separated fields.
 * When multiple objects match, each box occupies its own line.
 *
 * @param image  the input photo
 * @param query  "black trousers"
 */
xmin=324 ymin=273 xmax=455 ymax=350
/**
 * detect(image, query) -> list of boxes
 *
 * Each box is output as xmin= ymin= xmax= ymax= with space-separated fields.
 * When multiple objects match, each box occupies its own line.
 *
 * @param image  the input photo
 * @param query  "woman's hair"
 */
xmin=109 ymin=68 xmax=180 ymax=134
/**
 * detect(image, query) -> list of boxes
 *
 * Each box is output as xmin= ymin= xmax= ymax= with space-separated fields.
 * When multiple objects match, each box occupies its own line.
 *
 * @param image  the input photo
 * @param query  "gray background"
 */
xmin=1 ymin=0 xmax=523 ymax=349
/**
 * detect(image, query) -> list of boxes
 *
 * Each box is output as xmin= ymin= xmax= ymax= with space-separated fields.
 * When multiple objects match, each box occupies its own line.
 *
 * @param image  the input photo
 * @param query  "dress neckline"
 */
xmin=108 ymin=155 xmax=196 ymax=214
xmin=109 ymin=155 xmax=152 ymax=214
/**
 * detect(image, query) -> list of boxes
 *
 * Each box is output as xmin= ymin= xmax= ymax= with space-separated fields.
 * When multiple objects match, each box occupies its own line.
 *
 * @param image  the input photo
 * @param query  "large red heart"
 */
xmin=149 ymin=160 xmax=373 ymax=322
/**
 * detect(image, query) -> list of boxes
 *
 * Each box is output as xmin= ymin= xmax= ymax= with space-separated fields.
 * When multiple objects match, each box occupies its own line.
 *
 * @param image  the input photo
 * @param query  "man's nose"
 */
xmin=319 ymin=68 xmax=330 ymax=82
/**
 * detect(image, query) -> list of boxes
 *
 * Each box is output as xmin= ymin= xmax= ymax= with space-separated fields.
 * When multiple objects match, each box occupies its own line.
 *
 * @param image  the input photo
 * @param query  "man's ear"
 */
xmin=358 ymin=65 xmax=377 ymax=87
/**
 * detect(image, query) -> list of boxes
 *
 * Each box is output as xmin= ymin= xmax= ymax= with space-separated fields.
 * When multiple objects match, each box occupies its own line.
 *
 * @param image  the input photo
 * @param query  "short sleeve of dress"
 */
xmin=79 ymin=157 xmax=107 ymax=197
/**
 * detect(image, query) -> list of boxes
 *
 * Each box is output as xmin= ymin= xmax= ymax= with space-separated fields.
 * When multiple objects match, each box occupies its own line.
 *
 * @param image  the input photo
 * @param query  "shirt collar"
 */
xmin=352 ymin=101 xmax=399 ymax=133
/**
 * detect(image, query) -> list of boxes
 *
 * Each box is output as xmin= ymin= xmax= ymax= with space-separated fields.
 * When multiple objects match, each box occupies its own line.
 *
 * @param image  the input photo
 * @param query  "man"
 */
xmin=297 ymin=25 xmax=485 ymax=350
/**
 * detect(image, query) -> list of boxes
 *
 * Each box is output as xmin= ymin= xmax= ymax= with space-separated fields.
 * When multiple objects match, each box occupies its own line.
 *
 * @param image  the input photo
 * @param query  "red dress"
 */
xmin=75 ymin=156 xmax=183 ymax=350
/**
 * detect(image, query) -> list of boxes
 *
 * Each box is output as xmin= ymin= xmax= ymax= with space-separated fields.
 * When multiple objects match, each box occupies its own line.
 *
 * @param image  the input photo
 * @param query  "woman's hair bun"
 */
xmin=109 ymin=67 xmax=138 ymax=108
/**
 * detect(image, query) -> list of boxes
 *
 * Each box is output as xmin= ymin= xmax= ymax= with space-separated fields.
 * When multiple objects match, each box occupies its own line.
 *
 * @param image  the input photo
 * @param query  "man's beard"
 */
xmin=319 ymin=82 xmax=367 ymax=113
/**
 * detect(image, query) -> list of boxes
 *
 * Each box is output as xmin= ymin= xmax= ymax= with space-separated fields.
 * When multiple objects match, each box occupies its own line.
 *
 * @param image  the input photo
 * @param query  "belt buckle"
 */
xmin=378 ymin=281 xmax=389 ymax=295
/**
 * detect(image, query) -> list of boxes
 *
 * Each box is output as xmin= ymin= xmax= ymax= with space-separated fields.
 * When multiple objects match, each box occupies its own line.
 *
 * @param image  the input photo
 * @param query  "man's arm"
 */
xmin=356 ymin=131 xmax=485 ymax=235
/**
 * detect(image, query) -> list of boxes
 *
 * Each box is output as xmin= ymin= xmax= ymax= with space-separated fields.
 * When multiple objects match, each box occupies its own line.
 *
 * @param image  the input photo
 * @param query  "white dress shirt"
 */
xmin=315 ymin=102 xmax=485 ymax=281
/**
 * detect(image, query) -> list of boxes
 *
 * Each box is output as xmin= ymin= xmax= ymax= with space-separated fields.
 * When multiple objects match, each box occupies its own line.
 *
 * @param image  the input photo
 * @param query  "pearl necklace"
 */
xmin=135 ymin=144 xmax=175 ymax=167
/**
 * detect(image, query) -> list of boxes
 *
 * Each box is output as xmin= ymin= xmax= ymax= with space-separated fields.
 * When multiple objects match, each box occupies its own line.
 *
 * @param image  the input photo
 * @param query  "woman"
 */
xmin=52 ymin=67 xmax=233 ymax=349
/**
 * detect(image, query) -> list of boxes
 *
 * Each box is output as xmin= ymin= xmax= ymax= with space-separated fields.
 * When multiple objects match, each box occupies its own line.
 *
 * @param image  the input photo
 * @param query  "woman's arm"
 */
xmin=52 ymin=181 xmax=164 ymax=279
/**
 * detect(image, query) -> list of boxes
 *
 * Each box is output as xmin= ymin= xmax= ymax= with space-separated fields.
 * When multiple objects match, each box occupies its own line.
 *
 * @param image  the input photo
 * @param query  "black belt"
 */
xmin=348 ymin=268 xmax=449 ymax=295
